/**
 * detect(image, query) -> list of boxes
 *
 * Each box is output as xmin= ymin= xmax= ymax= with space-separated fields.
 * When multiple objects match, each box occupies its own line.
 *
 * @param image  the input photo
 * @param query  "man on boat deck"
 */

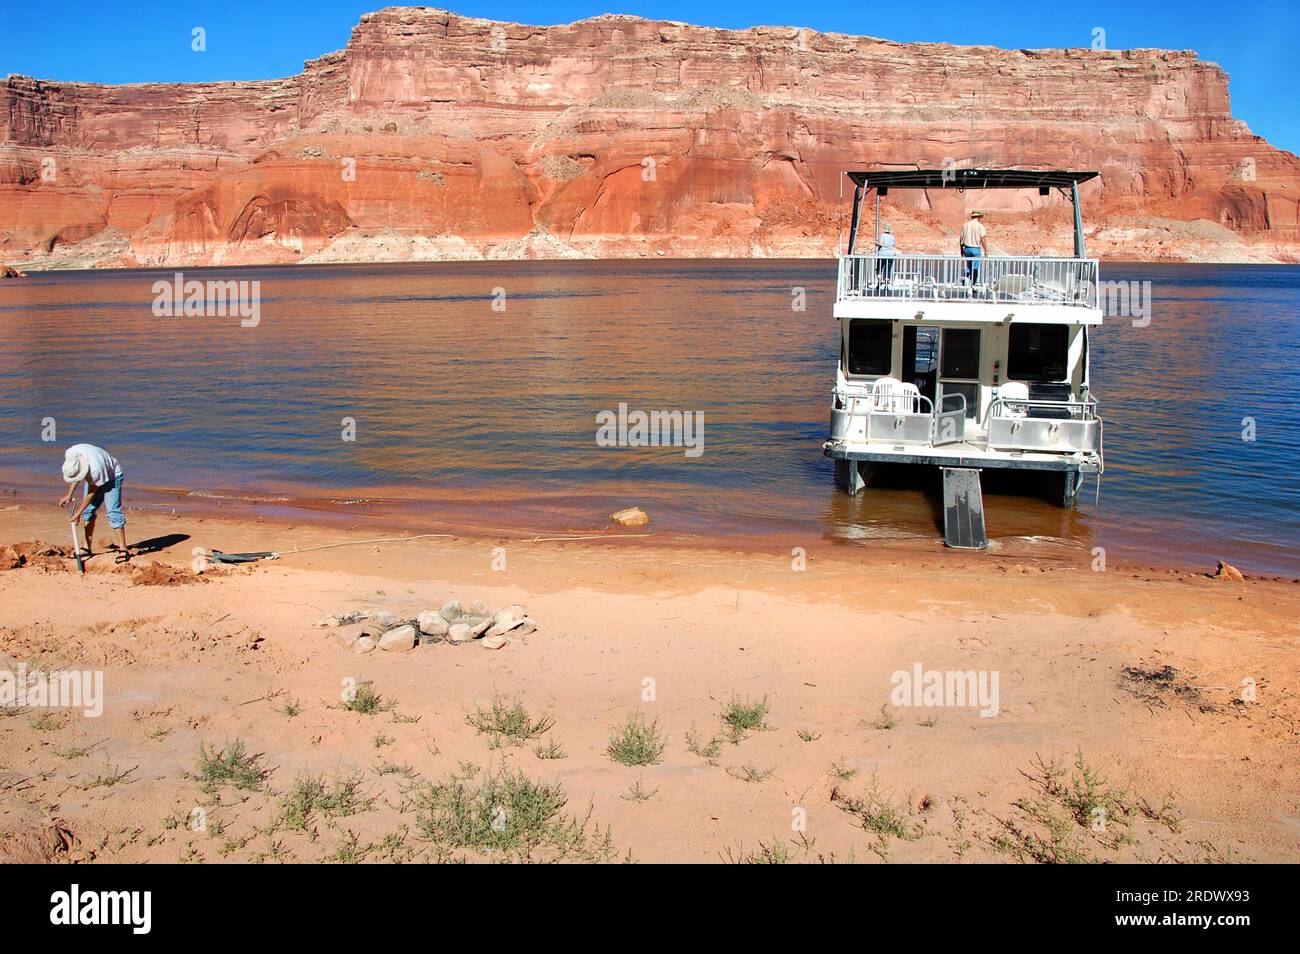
xmin=58 ymin=443 xmax=130 ymax=563
xmin=875 ymin=223 xmax=897 ymax=287
xmin=959 ymin=210 xmax=988 ymax=285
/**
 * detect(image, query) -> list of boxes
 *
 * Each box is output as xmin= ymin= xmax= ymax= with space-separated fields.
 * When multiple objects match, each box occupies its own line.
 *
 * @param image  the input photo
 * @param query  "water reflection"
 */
xmin=0 ymin=260 xmax=1295 ymax=574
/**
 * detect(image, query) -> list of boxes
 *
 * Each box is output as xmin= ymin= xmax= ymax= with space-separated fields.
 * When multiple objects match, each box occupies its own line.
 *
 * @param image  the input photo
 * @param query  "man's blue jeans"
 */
xmin=82 ymin=473 xmax=125 ymax=529
xmin=961 ymin=245 xmax=982 ymax=284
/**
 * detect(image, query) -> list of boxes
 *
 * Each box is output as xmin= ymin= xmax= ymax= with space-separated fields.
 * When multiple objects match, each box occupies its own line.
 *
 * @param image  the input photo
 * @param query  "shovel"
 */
xmin=66 ymin=503 xmax=85 ymax=575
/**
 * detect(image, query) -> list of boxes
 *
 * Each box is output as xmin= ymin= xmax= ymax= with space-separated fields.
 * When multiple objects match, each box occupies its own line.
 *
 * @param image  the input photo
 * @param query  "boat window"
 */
xmin=940 ymin=329 xmax=981 ymax=379
xmin=847 ymin=320 xmax=892 ymax=376
xmin=1008 ymin=323 xmax=1068 ymax=382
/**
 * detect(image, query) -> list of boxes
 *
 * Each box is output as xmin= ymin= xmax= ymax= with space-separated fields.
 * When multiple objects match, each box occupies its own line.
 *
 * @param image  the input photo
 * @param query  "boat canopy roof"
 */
xmin=844 ymin=168 xmax=1099 ymax=257
xmin=846 ymin=169 xmax=1099 ymax=191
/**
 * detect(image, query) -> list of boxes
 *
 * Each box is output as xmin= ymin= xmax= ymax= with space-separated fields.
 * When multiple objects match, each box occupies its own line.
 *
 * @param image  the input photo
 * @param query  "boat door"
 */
xmin=938 ymin=327 xmax=981 ymax=423
xmin=901 ymin=325 xmax=939 ymax=405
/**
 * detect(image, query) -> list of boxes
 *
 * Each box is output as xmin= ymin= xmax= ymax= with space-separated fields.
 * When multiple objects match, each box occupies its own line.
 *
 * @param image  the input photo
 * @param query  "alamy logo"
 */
xmin=890 ymin=663 xmax=1000 ymax=717
xmin=595 ymin=402 xmax=704 ymax=458
xmin=0 ymin=664 xmax=102 ymax=717
xmin=151 ymin=272 xmax=261 ymax=327
xmin=1084 ymin=279 xmax=1153 ymax=327
xmin=50 ymin=884 xmax=151 ymax=934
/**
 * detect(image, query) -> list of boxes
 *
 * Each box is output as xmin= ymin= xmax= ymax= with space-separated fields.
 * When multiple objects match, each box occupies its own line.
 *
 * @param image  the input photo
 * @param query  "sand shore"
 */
xmin=1 ymin=498 xmax=1296 ymax=864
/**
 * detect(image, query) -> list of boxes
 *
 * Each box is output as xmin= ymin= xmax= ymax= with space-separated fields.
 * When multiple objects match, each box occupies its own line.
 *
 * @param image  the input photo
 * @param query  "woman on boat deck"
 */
xmin=875 ymin=223 xmax=897 ymax=286
xmin=58 ymin=443 xmax=130 ymax=563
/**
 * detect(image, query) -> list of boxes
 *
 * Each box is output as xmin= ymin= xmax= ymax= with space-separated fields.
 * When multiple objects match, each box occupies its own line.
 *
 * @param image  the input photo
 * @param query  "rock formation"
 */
xmin=2 ymin=7 xmax=1298 ymax=267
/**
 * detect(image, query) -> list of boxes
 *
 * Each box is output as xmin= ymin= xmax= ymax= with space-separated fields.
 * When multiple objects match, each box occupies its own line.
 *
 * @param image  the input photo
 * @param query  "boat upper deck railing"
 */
xmin=838 ymin=254 xmax=1099 ymax=309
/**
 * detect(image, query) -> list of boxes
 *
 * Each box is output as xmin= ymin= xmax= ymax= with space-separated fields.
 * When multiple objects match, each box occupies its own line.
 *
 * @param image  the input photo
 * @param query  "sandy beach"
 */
xmin=1 ymin=494 xmax=1296 ymax=864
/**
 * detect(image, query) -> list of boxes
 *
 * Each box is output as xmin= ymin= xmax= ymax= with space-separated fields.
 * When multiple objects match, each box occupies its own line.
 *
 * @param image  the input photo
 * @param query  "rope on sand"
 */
xmin=270 ymin=532 xmax=454 ymax=556
xmin=265 ymin=528 xmax=656 ymax=557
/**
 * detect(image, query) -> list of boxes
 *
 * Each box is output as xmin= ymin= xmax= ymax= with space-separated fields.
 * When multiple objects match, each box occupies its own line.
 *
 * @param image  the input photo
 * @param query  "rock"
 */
xmin=337 ymin=622 xmax=381 ymax=648
xmin=610 ymin=506 xmax=649 ymax=528
xmin=468 ymin=616 xmax=493 ymax=638
xmin=480 ymin=634 xmax=509 ymax=650
xmin=486 ymin=613 xmax=536 ymax=638
xmin=0 ymin=265 xmax=27 ymax=279
xmin=316 ymin=615 xmax=341 ymax=628
xmin=438 ymin=600 xmax=461 ymax=621
xmin=494 ymin=604 xmax=526 ymax=624
xmin=486 ymin=614 xmax=520 ymax=638
xmin=370 ymin=610 xmax=397 ymax=627
xmin=353 ymin=636 xmax=377 ymax=654
xmin=1215 ymin=560 xmax=1245 ymax=582
xmin=448 ymin=623 xmax=471 ymax=643
xmin=468 ymin=600 xmax=488 ymax=616
xmin=379 ymin=624 xmax=417 ymax=652
xmin=416 ymin=610 xmax=449 ymax=637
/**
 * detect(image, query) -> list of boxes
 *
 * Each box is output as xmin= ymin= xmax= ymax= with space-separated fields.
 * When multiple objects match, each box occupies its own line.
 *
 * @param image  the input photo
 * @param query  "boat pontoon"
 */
xmin=823 ymin=168 xmax=1104 ymax=549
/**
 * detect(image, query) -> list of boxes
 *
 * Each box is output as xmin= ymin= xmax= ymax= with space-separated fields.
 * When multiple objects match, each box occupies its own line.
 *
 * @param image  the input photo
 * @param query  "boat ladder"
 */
xmin=941 ymin=468 xmax=988 ymax=550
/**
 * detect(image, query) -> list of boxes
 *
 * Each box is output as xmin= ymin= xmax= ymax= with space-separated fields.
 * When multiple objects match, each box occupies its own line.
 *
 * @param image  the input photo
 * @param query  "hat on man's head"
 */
xmin=62 ymin=453 xmax=89 ymax=484
xmin=882 ymin=223 xmax=892 ymax=233
xmin=970 ymin=210 xmax=984 ymax=218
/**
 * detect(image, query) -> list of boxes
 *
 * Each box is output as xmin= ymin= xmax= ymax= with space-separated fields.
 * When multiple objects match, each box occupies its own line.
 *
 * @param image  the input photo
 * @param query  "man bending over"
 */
xmin=58 ymin=443 xmax=130 ymax=563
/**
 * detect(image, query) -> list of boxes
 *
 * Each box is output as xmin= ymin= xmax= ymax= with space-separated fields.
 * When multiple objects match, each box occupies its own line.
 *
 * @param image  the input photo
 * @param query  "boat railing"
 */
xmin=984 ymin=396 xmax=1102 ymax=454
xmin=830 ymin=389 xmax=968 ymax=446
xmin=830 ymin=388 xmax=1102 ymax=456
xmin=984 ymin=395 xmax=1100 ymax=424
xmin=838 ymin=254 xmax=1099 ymax=308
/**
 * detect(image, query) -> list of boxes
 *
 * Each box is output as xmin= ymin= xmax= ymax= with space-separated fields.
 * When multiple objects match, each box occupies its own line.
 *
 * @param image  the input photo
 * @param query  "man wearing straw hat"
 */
xmin=959 ymin=210 xmax=988 ymax=285
xmin=878 ymin=223 xmax=899 ymax=287
xmin=57 ymin=443 xmax=130 ymax=563
xmin=875 ymin=223 xmax=897 ymax=287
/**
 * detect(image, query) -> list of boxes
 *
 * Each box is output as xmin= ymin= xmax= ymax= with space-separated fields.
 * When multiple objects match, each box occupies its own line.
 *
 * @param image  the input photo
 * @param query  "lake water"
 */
xmin=0 ymin=260 xmax=1296 ymax=575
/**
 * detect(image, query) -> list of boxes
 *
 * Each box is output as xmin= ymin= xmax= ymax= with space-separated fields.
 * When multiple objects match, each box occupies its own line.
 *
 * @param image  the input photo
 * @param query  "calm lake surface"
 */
xmin=0 ymin=260 xmax=1296 ymax=574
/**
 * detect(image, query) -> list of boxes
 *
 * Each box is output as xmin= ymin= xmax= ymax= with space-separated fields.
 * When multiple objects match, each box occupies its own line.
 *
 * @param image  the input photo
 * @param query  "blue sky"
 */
xmin=3 ymin=1 xmax=1297 ymax=153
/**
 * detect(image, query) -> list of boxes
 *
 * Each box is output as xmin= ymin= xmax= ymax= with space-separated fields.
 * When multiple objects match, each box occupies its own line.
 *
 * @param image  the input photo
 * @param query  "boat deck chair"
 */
xmin=1028 ymin=380 xmax=1076 ymax=419
xmin=997 ymin=381 xmax=1030 ymax=418
xmin=871 ymin=376 xmax=921 ymax=414
xmin=995 ymin=273 xmax=1032 ymax=299
xmin=1037 ymin=270 xmax=1077 ymax=303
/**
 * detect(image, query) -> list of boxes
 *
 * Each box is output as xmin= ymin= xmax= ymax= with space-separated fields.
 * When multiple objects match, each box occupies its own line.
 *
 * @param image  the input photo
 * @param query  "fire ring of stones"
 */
xmin=318 ymin=601 xmax=536 ymax=654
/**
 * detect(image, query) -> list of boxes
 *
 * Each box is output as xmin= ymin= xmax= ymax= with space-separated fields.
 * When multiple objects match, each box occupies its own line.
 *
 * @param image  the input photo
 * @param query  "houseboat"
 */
xmin=823 ymin=168 xmax=1104 ymax=549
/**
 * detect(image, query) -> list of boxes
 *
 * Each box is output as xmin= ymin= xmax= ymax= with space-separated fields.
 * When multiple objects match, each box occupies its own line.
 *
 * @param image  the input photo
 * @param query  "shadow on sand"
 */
xmin=128 ymin=533 xmax=191 ymax=556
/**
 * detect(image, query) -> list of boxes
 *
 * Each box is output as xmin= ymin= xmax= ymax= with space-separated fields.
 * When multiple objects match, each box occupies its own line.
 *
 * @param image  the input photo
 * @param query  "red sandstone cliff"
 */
xmin=3 ymin=7 xmax=1298 ymax=268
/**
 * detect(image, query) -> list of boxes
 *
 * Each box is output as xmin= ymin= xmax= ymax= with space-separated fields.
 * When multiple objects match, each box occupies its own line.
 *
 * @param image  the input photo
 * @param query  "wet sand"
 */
xmin=1 ymin=499 xmax=1297 ymax=863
